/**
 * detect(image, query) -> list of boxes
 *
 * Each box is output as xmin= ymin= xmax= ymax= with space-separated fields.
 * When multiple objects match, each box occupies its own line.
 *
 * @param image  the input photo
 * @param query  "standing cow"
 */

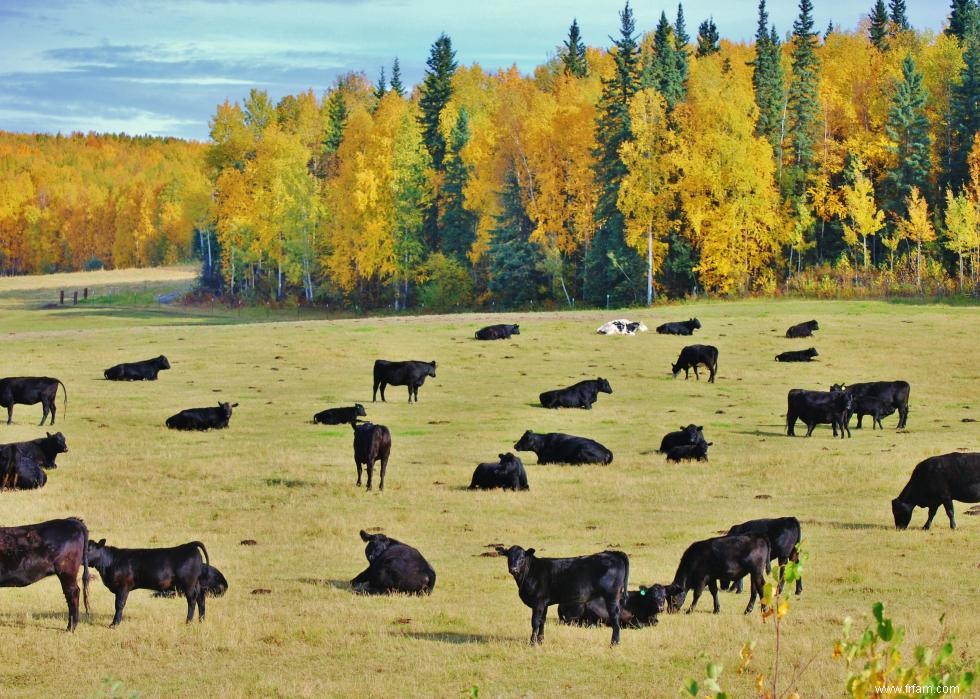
xmin=372 ymin=360 xmax=436 ymax=403
xmin=0 ymin=518 xmax=90 ymax=631
xmin=892 ymin=452 xmax=980 ymax=529
xmin=104 ymin=355 xmax=171 ymax=381
xmin=671 ymin=345 xmax=719 ymax=383
xmin=831 ymin=381 xmax=911 ymax=430
xmin=353 ymin=422 xmax=391 ymax=491
xmin=723 ymin=517 xmax=803 ymax=595
xmin=666 ymin=535 xmax=771 ymax=615
xmin=786 ymin=389 xmax=852 ymax=438
xmin=0 ymin=376 xmax=68 ymax=426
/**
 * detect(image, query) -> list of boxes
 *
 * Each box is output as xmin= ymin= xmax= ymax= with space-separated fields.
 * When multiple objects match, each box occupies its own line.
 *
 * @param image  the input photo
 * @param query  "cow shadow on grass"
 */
xmin=298 ymin=577 xmax=350 ymax=590
xmin=817 ymin=520 xmax=892 ymax=531
xmin=0 ymin=611 xmax=116 ymax=631
xmin=400 ymin=631 xmax=494 ymax=645
xmin=731 ymin=428 xmax=787 ymax=438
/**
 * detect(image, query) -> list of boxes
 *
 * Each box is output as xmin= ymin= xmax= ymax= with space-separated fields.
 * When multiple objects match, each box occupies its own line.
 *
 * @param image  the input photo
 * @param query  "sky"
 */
xmin=0 ymin=1 xmax=952 ymax=142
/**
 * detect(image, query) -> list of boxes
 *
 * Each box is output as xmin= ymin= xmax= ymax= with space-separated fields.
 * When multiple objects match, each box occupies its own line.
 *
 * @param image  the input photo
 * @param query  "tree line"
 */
xmin=3 ymin=1 xmax=979 ymax=307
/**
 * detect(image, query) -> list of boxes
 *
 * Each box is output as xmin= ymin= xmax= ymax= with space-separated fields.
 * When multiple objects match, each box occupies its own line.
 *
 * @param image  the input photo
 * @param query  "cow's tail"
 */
xmin=193 ymin=541 xmax=210 ymax=566
xmin=81 ymin=522 xmax=90 ymax=616
xmin=620 ymin=552 xmax=630 ymax=606
xmin=58 ymin=380 xmax=68 ymax=421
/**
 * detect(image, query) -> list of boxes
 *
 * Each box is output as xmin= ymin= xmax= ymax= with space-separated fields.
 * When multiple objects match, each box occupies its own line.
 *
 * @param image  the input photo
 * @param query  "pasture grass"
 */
xmin=0 ymin=270 xmax=978 ymax=697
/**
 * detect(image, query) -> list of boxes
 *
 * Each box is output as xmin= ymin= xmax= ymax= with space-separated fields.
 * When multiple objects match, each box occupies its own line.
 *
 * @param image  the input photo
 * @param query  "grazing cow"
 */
xmin=671 ymin=345 xmax=719 ymax=383
xmin=372 ymin=360 xmax=437 ymax=403
xmin=514 ymin=430 xmax=613 ymax=465
xmin=892 ymin=452 xmax=980 ymax=530
xmin=104 ymin=355 xmax=171 ymax=381
xmin=596 ymin=319 xmax=648 ymax=335
xmin=775 ymin=348 xmax=819 ymax=362
xmin=785 ymin=320 xmax=819 ymax=338
xmin=165 ymin=402 xmax=238 ymax=430
xmin=87 ymin=538 xmax=211 ymax=627
xmin=539 ymin=378 xmax=613 ymax=410
xmin=665 ymin=441 xmax=712 ymax=463
xmin=353 ymin=422 xmax=391 ymax=491
xmin=723 ymin=517 xmax=803 ymax=595
xmin=0 ymin=376 xmax=68 ymax=426
xmin=656 ymin=318 xmax=701 ymax=335
xmin=559 ymin=584 xmax=667 ymax=629
xmin=153 ymin=564 xmax=229 ymax=599
xmin=313 ymin=403 xmax=366 ymax=425
xmin=495 ymin=545 xmax=629 ymax=645
xmin=786 ymin=389 xmax=852 ymax=438
xmin=469 ymin=453 xmax=529 ymax=490
xmin=658 ymin=424 xmax=707 ymax=454
xmin=665 ymin=535 xmax=771 ymax=615
xmin=475 ymin=324 xmax=520 ymax=340
xmin=0 ymin=432 xmax=68 ymax=490
xmin=350 ymin=530 xmax=435 ymax=594
xmin=0 ymin=517 xmax=90 ymax=631
xmin=830 ymin=381 xmax=911 ymax=429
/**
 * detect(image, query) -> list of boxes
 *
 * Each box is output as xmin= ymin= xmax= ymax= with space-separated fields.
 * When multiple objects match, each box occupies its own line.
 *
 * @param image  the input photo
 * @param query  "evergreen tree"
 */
xmin=439 ymin=110 xmax=477 ymax=261
xmin=674 ymin=4 xmax=690 ymax=96
xmin=647 ymin=11 xmax=684 ymax=108
xmin=373 ymin=66 xmax=387 ymax=103
xmin=948 ymin=0 xmax=977 ymax=40
xmin=390 ymin=58 xmax=405 ymax=98
xmin=825 ymin=20 xmax=835 ymax=39
xmin=869 ymin=0 xmax=889 ymax=49
xmin=950 ymin=7 xmax=980 ymax=189
xmin=562 ymin=19 xmax=588 ymax=77
xmin=751 ymin=0 xmax=785 ymax=156
xmin=586 ymin=2 xmax=645 ymax=307
xmin=696 ymin=17 xmax=720 ymax=57
xmin=885 ymin=55 xmax=932 ymax=217
xmin=786 ymin=0 xmax=821 ymax=182
xmin=889 ymin=0 xmax=910 ymax=31
xmin=418 ymin=34 xmax=457 ymax=171
xmin=323 ymin=89 xmax=347 ymax=154
xmin=487 ymin=170 xmax=548 ymax=308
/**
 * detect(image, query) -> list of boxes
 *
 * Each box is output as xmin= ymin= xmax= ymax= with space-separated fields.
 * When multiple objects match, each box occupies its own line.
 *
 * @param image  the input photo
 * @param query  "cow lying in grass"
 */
xmin=351 ymin=530 xmax=435 ymax=595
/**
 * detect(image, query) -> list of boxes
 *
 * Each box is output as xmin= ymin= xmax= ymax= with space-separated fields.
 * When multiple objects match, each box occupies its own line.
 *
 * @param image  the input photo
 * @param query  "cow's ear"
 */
xmin=359 ymin=530 xmax=371 ymax=542
xmin=526 ymin=548 xmax=535 ymax=557
xmin=231 ymin=403 xmax=239 ymax=408
xmin=47 ymin=432 xmax=52 ymax=437
xmin=97 ymin=538 xmax=106 ymax=546
xmin=697 ymin=425 xmax=703 ymax=431
xmin=431 ymin=361 xmax=437 ymax=368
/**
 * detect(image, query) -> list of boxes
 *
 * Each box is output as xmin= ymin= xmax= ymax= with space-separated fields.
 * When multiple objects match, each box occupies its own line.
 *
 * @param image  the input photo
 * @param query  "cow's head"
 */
xmin=598 ymin=378 xmax=613 ymax=394
xmin=690 ymin=318 xmax=701 ymax=329
xmin=498 ymin=452 xmax=522 ymax=469
xmin=45 ymin=431 xmax=68 ymax=455
xmin=219 ymin=402 xmax=239 ymax=418
xmin=427 ymin=361 xmax=437 ymax=377
xmin=359 ymin=530 xmax=395 ymax=562
xmin=808 ymin=320 xmax=819 ymax=329
xmin=510 ymin=325 xmax=520 ymax=335
xmin=514 ymin=430 xmax=538 ymax=452
xmin=494 ymin=545 xmax=534 ymax=578
xmin=807 ymin=348 xmax=818 ymax=357
xmin=829 ymin=383 xmax=846 ymax=393
xmin=158 ymin=356 xmax=171 ymax=369
xmin=891 ymin=499 xmax=914 ymax=529
xmin=633 ymin=584 xmax=668 ymax=623
xmin=683 ymin=425 xmax=706 ymax=445
xmin=353 ymin=403 xmax=367 ymax=417
xmin=87 ymin=538 xmax=110 ymax=567
xmin=665 ymin=583 xmax=686 ymax=613
xmin=671 ymin=361 xmax=682 ymax=378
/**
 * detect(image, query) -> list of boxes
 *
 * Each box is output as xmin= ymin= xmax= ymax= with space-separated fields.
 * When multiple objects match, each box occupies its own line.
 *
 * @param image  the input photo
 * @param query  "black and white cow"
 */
xmin=671 ymin=345 xmax=719 ymax=383
xmin=104 ymin=355 xmax=171 ymax=381
xmin=350 ymin=530 xmax=436 ymax=595
xmin=0 ymin=432 xmax=68 ymax=490
xmin=372 ymin=360 xmax=437 ymax=403
xmin=514 ymin=430 xmax=613 ymax=465
xmin=596 ymin=319 xmax=648 ymax=335
xmin=0 ymin=376 xmax=68 ymax=426
xmin=666 ymin=535 xmax=770 ymax=615
xmin=469 ymin=453 xmax=529 ymax=490
xmin=786 ymin=389 xmax=852 ymax=438
xmin=656 ymin=318 xmax=701 ymax=335
xmin=892 ymin=452 xmax=980 ymax=529
xmin=313 ymin=404 xmax=366 ymax=425
xmin=475 ymin=324 xmax=520 ymax=340
xmin=775 ymin=348 xmax=818 ymax=362
xmin=496 ymin=545 xmax=630 ymax=645
xmin=165 ymin=402 xmax=237 ymax=430
xmin=785 ymin=320 xmax=819 ymax=338
xmin=539 ymin=378 xmax=613 ymax=410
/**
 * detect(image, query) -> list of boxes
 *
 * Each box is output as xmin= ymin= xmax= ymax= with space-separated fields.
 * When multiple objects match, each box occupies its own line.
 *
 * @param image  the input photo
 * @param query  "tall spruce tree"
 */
xmin=786 ymin=0 xmax=821 ymax=184
xmin=562 ymin=19 xmax=588 ymax=77
xmin=950 ymin=7 xmax=980 ymax=189
xmin=696 ymin=17 xmax=720 ymax=57
xmin=889 ymin=0 xmax=910 ymax=31
xmin=647 ymin=12 xmax=684 ymax=108
xmin=869 ymin=0 xmax=889 ymax=49
xmin=885 ymin=55 xmax=932 ymax=216
xmin=487 ymin=170 xmax=548 ymax=308
xmin=586 ymin=2 xmax=644 ymax=307
xmin=373 ymin=66 xmax=387 ymax=103
xmin=751 ymin=0 xmax=785 ymax=157
xmin=323 ymin=89 xmax=348 ymax=154
xmin=948 ymin=0 xmax=977 ymax=40
xmin=439 ymin=109 xmax=477 ymax=261
xmin=418 ymin=34 xmax=457 ymax=171
xmin=389 ymin=57 xmax=405 ymax=98
xmin=674 ymin=4 xmax=690 ymax=96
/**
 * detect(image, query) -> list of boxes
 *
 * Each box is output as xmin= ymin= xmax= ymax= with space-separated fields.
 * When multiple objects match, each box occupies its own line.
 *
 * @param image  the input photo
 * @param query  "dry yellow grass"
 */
xmin=0 ymin=274 xmax=977 ymax=697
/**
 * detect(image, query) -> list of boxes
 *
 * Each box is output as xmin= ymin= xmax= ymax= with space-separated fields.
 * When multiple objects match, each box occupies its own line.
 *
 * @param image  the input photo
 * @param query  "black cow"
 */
xmin=656 ymin=318 xmax=701 ymax=335
xmin=0 ymin=432 xmax=68 ymax=490
xmin=87 ymin=538 xmax=211 ymax=627
xmin=892 ymin=452 xmax=980 ymax=530
xmin=665 ymin=441 xmax=712 ymax=463
xmin=559 ymin=584 xmax=667 ymax=629
xmin=775 ymin=348 xmax=819 ymax=362
xmin=350 ymin=530 xmax=435 ymax=594
xmin=786 ymin=320 xmax=819 ymax=338
xmin=0 ymin=376 xmax=68 ymax=426
xmin=495 ymin=545 xmax=629 ymax=645
xmin=831 ymin=381 xmax=911 ymax=429
xmin=353 ymin=422 xmax=391 ymax=491
xmin=658 ymin=424 xmax=707 ymax=454
xmin=0 ymin=517 xmax=90 ymax=631
xmin=165 ymin=402 xmax=238 ymax=430
xmin=372 ymin=360 xmax=436 ymax=403
xmin=539 ymin=378 xmax=613 ymax=409
xmin=153 ymin=564 xmax=229 ymax=599
xmin=475 ymin=324 xmax=520 ymax=340
xmin=313 ymin=403 xmax=366 ymax=425
xmin=104 ymin=355 xmax=171 ymax=381
xmin=671 ymin=345 xmax=719 ymax=383
xmin=469 ymin=453 xmax=529 ymax=490
xmin=666 ymin=535 xmax=770 ymax=615
xmin=723 ymin=517 xmax=803 ymax=595
xmin=514 ymin=430 xmax=613 ymax=465
xmin=786 ymin=389 xmax=852 ymax=438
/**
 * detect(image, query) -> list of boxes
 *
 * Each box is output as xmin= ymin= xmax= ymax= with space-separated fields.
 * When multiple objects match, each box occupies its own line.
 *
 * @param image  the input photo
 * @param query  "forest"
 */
xmin=1 ymin=0 xmax=978 ymax=309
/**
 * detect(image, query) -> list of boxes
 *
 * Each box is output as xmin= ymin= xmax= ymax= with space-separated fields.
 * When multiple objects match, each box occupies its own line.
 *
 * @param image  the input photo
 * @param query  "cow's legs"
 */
xmin=47 ymin=401 xmax=56 ymax=425
xmin=6 ymin=405 xmax=12 ymax=424
xmin=923 ymin=504 xmax=939 ymax=530
xmin=58 ymin=572 xmax=80 ymax=631
xmin=708 ymin=579 xmax=721 ymax=614
xmin=745 ymin=572 xmax=764 ymax=614
xmin=898 ymin=404 xmax=909 ymax=428
xmin=196 ymin=588 xmax=206 ymax=621
xmin=605 ymin=593 xmax=622 ymax=645
xmin=944 ymin=500 xmax=956 ymax=529
xmin=379 ymin=383 xmax=387 ymax=402
xmin=365 ymin=461 xmax=374 ymax=491
xmin=111 ymin=588 xmax=130 ymax=627
xmin=693 ymin=365 xmax=700 ymax=380
xmin=355 ymin=461 xmax=363 ymax=486
xmin=791 ymin=548 xmax=803 ymax=595
xmin=531 ymin=603 xmax=548 ymax=644
xmin=805 ymin=422 xmax=815 ymax=437
xmin=855 ymin=413 xmax=864 ymax=429
xmin=732 ymin=575 xmax=745 ymax=594
xmin=687 ymin=583 xmax=704 ymax=613
xmin=378 ymin=453 xmax=388 ymax=492
xmin=39 ymin=402 xmax=49 ymax=426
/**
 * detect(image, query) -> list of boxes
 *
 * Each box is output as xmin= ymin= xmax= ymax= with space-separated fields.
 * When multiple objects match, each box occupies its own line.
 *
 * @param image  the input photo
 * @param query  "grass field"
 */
xmin=0 ymin=270 xmax=977 ymax=698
